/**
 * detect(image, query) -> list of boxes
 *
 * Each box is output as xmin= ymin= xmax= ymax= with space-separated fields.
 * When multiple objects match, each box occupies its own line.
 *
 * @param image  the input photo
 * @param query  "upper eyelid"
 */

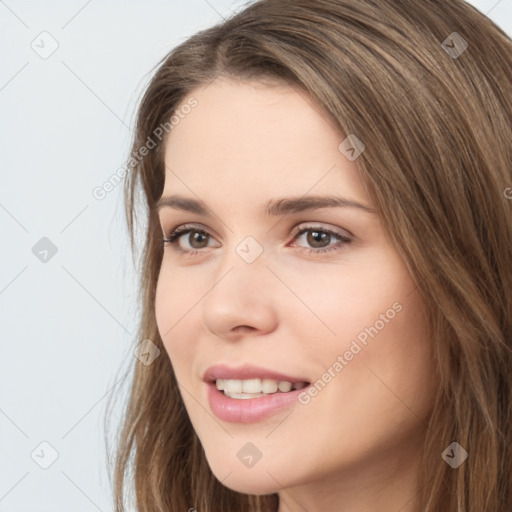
xmin=163 ymin=222 xmax=219 ymax=240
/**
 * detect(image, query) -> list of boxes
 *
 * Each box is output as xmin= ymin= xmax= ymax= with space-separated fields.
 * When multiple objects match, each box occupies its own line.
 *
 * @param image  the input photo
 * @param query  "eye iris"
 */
xmin=189 ymin=231 xmax=208 ymax=249
xmin=307 ymin=230 xmax=330 ymax=248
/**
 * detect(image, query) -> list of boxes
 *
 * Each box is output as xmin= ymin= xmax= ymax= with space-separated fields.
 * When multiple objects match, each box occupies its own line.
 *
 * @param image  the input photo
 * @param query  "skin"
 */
xmin=155 ymin=77 xmax=438 ymax=512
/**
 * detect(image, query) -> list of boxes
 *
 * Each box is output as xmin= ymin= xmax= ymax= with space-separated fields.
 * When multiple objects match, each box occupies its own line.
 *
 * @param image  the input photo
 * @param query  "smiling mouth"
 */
xmin=215 ymin=378 xmax=310 ymax=399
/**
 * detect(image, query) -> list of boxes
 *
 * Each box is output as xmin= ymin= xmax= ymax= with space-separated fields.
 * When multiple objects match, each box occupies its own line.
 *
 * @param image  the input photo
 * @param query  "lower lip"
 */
xmin=206 ymin=382 xmax=309 ymax=423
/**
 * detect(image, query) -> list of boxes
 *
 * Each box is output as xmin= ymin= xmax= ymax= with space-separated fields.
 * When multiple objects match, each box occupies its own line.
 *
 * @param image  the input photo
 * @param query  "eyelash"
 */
xmin=161 ymin=223 xmax=352 ymax=257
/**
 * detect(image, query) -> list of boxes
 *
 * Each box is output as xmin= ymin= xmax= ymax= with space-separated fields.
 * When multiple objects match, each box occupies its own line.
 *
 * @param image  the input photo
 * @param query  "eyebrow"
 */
xmin=155 ymin=194 xmax=377 ymax=216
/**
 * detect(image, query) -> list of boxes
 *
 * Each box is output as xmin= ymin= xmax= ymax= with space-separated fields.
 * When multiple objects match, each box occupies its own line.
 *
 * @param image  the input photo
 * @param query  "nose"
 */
xmin=200 ymin=241 xmax=279 ymax=341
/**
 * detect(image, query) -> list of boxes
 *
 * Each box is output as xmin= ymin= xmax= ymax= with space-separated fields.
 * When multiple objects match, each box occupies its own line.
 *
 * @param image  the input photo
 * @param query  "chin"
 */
xmin=216 ymin=473 xmax=281 ymax=496
xmin=205 ymin=452 xmax=288 ymax=495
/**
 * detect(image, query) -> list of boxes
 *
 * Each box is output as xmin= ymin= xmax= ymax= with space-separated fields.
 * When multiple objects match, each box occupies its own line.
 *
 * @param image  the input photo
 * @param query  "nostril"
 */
xmin=232 ymin=325 xmax=255 ymax=333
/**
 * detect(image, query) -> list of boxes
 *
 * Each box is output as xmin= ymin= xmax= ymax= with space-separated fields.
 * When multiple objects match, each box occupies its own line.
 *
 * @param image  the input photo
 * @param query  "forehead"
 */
xmin=162 ymin=78 xmax=370 ymax=206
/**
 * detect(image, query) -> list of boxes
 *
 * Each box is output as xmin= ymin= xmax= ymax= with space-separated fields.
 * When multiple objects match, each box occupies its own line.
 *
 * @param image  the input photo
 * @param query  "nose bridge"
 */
xmin=200 ymin=231 xmax=278 ymax=337
xmin=213 ymin=232 xmax=269 ymax=296
xmin=233 ymin=234 xmax=266 ymax=266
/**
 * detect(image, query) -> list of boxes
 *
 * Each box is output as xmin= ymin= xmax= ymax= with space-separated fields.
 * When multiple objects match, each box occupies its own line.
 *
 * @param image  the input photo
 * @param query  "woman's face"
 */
xmin=155 ymin=78 xmax=437 ymax=504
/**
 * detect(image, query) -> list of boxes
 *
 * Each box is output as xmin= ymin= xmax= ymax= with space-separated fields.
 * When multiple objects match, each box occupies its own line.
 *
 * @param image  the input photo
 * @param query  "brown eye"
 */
xmin=291 ymin=226 xmax=352 ymax=255
xmin=185 ymin=231 xmax=210 ymax=249
xmin=305 ymin=230 xmax=331 ymax=249
xmin=162 ymin=223 xmax=352 ymax=257
xmin=162 ymin=224 xmax=218 ymax=255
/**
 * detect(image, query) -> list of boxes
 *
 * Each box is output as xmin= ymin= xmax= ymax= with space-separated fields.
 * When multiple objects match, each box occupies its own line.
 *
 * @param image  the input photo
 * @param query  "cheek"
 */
xmin=154 ymin=264 xmax=200 ymax=373
xmin=300 ymin=253 xmax=436 ymax=423
xmin=155 ymin=266 xmax=174 ymax=339
xmin=287 ymin=258 xmax=410 ymax=357
xmin=320 ymin=287 xmax=436 ymax=429
xmin=155 ymin=261 xmax=199 ymax=330
xmin=367 ymin=290 xmax=437 ymax=405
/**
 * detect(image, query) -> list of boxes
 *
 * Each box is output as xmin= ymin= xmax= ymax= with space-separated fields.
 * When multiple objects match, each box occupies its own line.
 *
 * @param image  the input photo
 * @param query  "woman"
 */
xmin=105 ymin=1 xmax=512 ymax=510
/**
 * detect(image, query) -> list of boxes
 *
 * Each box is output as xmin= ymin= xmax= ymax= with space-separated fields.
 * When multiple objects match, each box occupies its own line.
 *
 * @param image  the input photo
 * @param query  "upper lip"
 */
xmin=203 ymin=364 xmax=310 ymax=384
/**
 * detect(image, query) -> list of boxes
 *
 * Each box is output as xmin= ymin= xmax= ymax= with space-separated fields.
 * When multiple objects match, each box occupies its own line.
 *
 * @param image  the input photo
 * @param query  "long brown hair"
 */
xmin=104 ymin=1 xmax=512 ymax=510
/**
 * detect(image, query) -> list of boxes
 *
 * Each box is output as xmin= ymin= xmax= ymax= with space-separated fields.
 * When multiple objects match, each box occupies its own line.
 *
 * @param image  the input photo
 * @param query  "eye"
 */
xmin=289 ymin=224 xmax=352 ymax=255
xmin=162 ymin=223 xmax=353 ymax=257
xmin=162 ymin=223 xmax=218 ymax=256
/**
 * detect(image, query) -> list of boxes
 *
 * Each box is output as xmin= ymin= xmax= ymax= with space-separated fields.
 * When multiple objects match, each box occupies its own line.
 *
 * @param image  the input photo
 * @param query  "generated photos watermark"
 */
xmin=92 ymin=97 xmax=198 ymax=201
xmin=298 ymin=301 xmax=403 ymax=404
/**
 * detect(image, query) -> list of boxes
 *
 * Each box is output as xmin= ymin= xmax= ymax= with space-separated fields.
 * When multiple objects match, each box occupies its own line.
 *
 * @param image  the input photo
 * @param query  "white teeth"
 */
xmin=242 ymin=378 xmax=262 ymax=393
xmin=262 ymin=379 xmax=278 ymax=393
xmin=215 ymin=378 xmax=308 ymax=395
xmin=223 ymin=379 xmax=243 ymax=393
xmin=224 ymin=392 xmax=268 ymax=399
xmin=278 ymin=381 xmax=292 ymax=392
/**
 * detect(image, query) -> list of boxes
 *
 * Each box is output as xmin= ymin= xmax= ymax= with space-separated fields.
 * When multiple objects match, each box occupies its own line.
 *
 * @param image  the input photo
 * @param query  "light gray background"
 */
xmin=1 ymin=1 xmax=510 ymax=510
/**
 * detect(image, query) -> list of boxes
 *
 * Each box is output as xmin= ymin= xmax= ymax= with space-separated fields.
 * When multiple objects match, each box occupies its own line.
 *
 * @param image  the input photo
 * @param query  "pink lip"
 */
xmin=206 ymin=382 xmax=309 ymax=423
xmin=203 ymin=364 xmax=311 ymax=423
xmin=202 ymin=363 xmax=309 ymax=384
